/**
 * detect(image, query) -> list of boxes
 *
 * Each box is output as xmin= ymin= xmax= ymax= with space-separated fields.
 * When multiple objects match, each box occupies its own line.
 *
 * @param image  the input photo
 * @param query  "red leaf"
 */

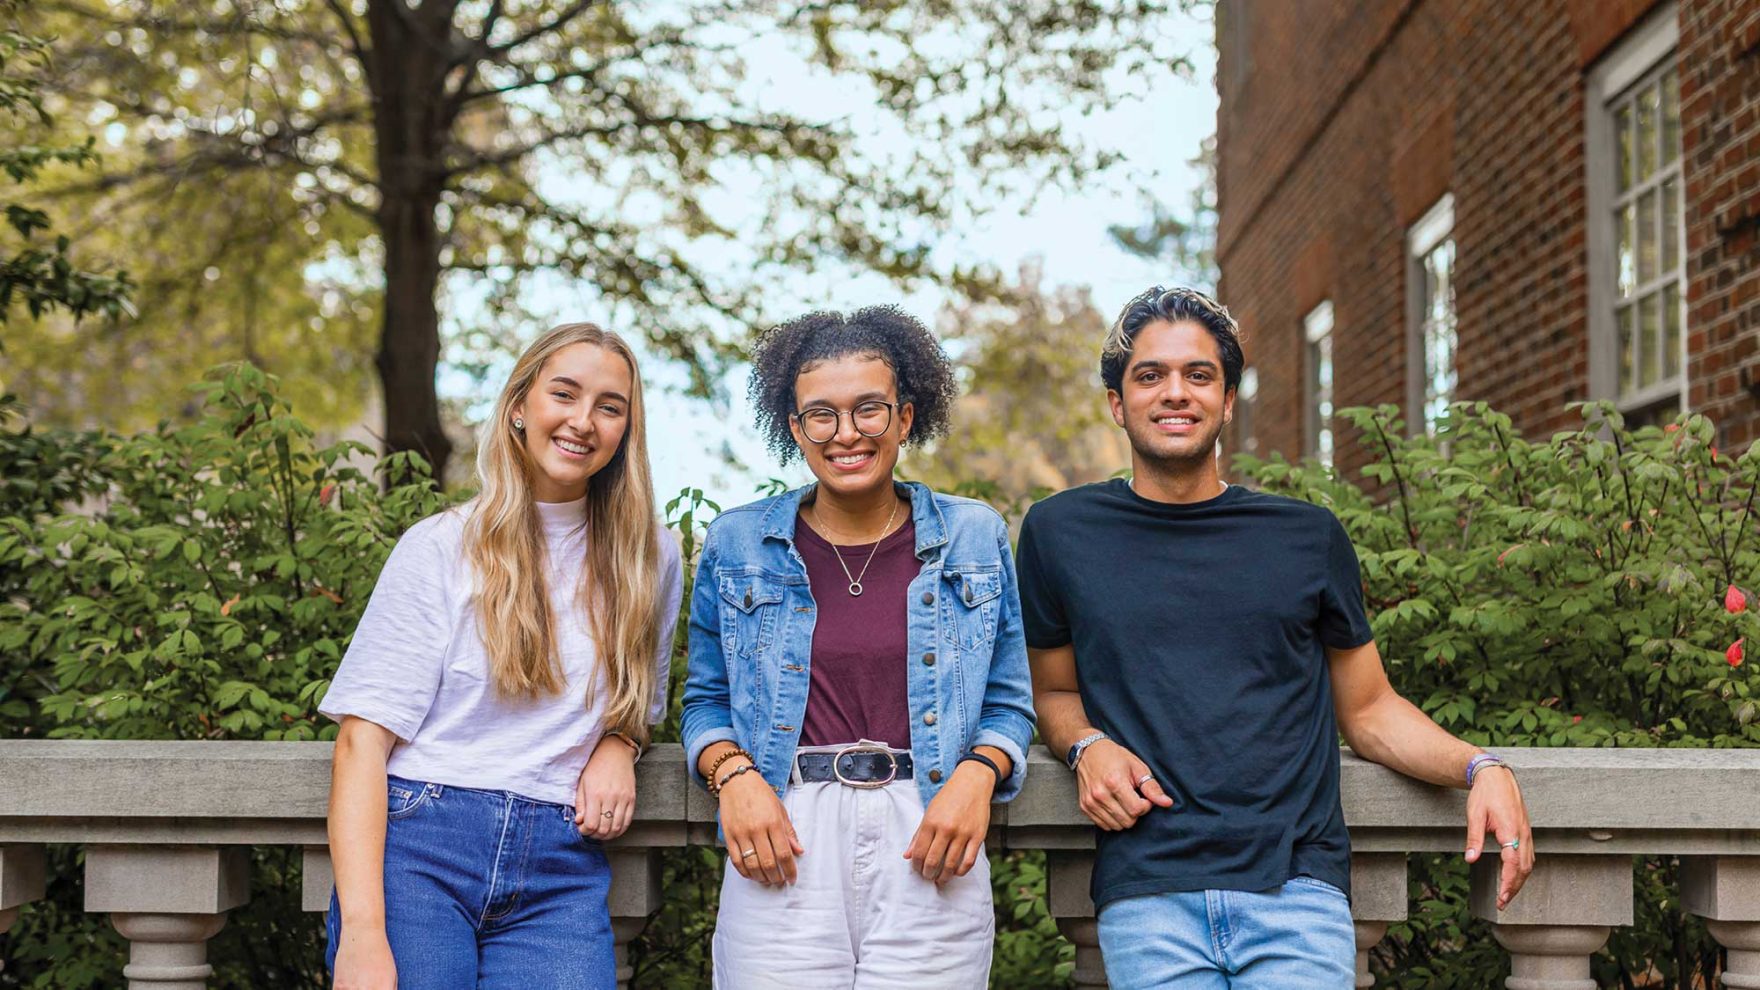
xmin=219 ymin=594 xmax=240 ymax=617
xmin=1728 ymin=639 xmax=1745 ymax=668
xmin=1727 ymin=584 xmax=1748 ymax=614
xmin=1571 ymin=715 xmax=1583 ymax=724
xmin=319 ymin=483 xmax=337 ymax=507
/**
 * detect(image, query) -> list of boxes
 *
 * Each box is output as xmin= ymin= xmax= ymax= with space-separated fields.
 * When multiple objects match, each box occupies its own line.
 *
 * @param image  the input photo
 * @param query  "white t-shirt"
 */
xmin=319 ymin=496 xmax=683 ymax=805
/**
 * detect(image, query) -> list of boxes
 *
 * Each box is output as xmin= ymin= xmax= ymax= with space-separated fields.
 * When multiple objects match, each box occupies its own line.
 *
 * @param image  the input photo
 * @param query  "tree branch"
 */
xmin=483 ymin=0 xmax=601 ymax=60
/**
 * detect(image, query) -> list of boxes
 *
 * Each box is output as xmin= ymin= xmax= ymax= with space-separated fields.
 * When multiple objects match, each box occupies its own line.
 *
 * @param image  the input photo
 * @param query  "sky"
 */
xmin=443 ymin=4 xmax=1220 ymax=513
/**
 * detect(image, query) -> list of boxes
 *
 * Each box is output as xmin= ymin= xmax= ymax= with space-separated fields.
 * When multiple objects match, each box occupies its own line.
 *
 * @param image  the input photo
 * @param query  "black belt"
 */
xmin=796 ymin=748 xmax=914 ymax=787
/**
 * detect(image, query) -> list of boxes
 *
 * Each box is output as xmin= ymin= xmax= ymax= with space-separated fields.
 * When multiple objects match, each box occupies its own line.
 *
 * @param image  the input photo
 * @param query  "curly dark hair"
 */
xmin=1100 ymin=286 xmax=1245 ymax=395
xmin=748 ymin=306 xmax=958 ymax=464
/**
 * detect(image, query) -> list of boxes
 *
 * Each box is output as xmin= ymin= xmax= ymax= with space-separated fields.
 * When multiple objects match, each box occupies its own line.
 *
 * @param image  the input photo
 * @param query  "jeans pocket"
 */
xmin=387 ymin=782 xmax=433 ymax=821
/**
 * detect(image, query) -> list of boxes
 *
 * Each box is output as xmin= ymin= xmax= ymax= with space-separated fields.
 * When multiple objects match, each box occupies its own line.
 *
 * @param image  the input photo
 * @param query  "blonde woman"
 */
xmin=320 ymin=324 xmax=682 ymax=990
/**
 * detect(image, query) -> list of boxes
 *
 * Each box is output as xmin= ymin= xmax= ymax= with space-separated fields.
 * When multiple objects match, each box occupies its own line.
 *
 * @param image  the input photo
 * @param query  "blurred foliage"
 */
xmin=1236 ymin=401 xmax=1760 ymax=989
xmin=906 ymin=261 xmax=1128 ymax=507
xmin=0 ymin=0 xmax=132 ymax=341
xmin=1107 ymin=132 xmax=1216 ymax=291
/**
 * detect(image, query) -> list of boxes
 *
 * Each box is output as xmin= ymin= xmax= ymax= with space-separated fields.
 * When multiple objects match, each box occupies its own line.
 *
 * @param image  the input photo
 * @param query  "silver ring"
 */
xmin=1501 ymin=839 xmax=1520 ymax=850
xmin=601 ymin=810 xmax=614 ymax=819
xmin=739 ymin=848 xmax=757 ymax=858
xmin=1135 ymin=773 xmax=1154 ymax=788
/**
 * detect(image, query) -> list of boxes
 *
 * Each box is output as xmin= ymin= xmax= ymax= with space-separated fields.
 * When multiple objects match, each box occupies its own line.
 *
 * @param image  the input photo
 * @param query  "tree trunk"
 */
xmin=363 ymin=0 xmax=458 ymax=485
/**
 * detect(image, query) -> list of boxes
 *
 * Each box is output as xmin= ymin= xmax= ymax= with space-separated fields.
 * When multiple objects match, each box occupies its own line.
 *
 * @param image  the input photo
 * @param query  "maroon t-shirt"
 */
xmin=795 ymin=513 xmax=916 ymax=748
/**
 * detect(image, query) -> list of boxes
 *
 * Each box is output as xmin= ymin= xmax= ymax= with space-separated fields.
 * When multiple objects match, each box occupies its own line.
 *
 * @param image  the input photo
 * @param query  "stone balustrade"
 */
xmin=3 ymin=742 xmax=1760 ymax=988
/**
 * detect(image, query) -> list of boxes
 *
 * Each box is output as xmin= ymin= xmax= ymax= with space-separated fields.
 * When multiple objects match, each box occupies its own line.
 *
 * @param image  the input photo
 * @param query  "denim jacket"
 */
xmin=681 ymin=481 xmax=1035 ymax=807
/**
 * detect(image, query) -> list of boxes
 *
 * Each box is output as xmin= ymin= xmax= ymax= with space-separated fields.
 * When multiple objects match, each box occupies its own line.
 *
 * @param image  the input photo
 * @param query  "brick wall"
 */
xmin=1217 ymin=0 xmax=1760 ymax=469
xmin=1683 ymin=0 xmax=1760 ymax=442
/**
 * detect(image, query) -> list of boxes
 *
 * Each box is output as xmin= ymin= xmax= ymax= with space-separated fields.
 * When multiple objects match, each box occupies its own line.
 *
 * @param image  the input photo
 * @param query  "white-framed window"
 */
xmin=1235 ymin=366 xmax=1259 ymax=455
xmin=1304 ymin=301 xmax=1334 ymax=467
xmin=1407 ymin=194 xmax=1457 ymax=436
xmin=1586 ymin=5 xmax=1685 ymax=424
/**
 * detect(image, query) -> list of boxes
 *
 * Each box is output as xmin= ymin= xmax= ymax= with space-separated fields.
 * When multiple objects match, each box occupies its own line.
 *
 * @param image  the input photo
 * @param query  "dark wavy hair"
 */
xmin=1100 ymin=286 xmax=1245 ymax=394
xmin=749 ymin=306 xmax=958 ymax=464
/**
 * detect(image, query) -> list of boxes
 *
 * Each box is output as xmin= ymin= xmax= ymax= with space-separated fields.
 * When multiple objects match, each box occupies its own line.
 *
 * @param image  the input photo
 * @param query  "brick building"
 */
xmin=1215 ymin=0 xmax=1760 ymax=470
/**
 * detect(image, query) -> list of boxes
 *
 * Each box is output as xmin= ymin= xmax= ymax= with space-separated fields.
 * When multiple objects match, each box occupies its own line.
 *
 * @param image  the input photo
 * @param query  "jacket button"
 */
xmin=921 ymin=592 xmax=934 ymax=605
xmin=922 ymin=652 xmax=936 ymax=666
xmin=929 ymin=769 xmax=943 ymax=783
xmin=744 ymin=590 xmax=753 ymax=609
xmin=923 ymin=712 xmax=936 ymax=726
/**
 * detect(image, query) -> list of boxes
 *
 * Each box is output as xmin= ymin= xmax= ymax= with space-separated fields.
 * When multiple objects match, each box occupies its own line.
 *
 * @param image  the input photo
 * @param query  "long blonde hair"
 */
xmin=465 ymin=323 xmax=663 ymax=741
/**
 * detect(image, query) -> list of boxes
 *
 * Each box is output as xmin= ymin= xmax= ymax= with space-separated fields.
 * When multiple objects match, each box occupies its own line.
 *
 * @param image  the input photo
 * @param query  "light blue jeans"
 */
xmin=1097 ymin=876 xmax=1357 ymax=989
xmin=325 ymin=775 xmax=615 ymax=989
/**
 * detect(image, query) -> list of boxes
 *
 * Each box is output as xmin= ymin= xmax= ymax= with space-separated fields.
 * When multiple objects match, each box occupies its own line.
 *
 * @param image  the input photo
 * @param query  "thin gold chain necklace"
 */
xmin=809 ymin=497 xmax=900 ymax=596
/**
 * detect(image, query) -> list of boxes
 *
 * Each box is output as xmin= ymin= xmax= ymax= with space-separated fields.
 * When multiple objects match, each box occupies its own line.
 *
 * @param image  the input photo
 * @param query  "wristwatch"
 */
xmin=1067 ymin=731 xmax=1109 ymax=770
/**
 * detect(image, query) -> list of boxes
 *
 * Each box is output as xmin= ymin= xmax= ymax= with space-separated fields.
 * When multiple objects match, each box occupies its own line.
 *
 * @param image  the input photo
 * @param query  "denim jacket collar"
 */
xmin=756 ymin=480 xmax=949 ymax=559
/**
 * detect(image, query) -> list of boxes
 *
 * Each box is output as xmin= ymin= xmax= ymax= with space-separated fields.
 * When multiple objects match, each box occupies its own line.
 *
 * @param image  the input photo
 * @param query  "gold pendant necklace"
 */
xmin=811 ymin=497 xmax=900 ymax=596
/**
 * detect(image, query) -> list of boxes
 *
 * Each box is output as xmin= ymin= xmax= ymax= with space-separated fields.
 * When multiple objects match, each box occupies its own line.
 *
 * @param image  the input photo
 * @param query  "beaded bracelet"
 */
xmin=704 ymin=747 xmax=755 ymax=798
xmin=716 ymin=763 xmax=759 ymax=794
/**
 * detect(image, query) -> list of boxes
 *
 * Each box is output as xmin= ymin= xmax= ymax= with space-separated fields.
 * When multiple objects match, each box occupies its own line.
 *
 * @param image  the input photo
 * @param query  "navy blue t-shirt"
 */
xmin=1015 ymin=479 xmax=1373 ymax=907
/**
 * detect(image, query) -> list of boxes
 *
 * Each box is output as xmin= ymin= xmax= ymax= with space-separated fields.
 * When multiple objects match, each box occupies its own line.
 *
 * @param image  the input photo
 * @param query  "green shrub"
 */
xmin=0 ymin=365 xmax=451 ymax=987
xmin=1234 ymin=401 xmax=1760 ymax=989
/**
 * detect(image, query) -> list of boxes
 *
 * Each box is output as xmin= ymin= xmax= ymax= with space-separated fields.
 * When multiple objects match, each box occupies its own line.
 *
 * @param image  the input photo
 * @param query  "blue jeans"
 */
xmin=1097 ymin=877 xmax=1357 ymax=989
xmin=325 ymin=775 xmax=615 ymax=989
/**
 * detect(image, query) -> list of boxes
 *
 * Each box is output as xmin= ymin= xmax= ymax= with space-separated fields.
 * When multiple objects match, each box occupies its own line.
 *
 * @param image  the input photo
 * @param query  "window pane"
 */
xmin=1617 ymin=102 xmax=1634 ymax=192
xmin=1618 ymin=202 xmax=1636 ymax=298
xmin=1637 ymin=84 xmax=1659 ymax=182
xmin=1639 ymin=292 xmax=1661 ymax=388
xmin=1638 ymin=188 xmax=1658 ymax=285
xmin=1318 ymin=335 xmax=1333 ymax=391
xmin=1661 ymin=69 xmax=1680 ymax=166
xmin=1663 ymin=283 xmax=1682 ymax=380
xmin=1662 ymin=178 xmax=1680 ymax=273
xmin=1618 ymin=305 xmax=1635 ymax=394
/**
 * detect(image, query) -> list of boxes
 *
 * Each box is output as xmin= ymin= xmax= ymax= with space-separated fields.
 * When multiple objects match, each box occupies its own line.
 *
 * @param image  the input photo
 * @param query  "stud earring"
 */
xmin=513 ymin=417 xmax=525 ymax=431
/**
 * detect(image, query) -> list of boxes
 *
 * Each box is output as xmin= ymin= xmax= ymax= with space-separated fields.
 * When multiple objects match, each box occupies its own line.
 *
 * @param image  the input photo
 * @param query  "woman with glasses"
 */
xmin=681 ymin=307 xmax=1035 ymax=988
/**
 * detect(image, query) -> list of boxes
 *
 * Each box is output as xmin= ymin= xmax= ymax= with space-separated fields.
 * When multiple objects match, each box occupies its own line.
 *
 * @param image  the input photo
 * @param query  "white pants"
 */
xmin=712 ymin=747 xmax=995 ymax=989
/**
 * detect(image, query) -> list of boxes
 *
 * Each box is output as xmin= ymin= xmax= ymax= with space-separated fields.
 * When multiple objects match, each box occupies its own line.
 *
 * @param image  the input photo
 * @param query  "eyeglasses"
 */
xmin=792 ymin=400 xmax=897 ymax=444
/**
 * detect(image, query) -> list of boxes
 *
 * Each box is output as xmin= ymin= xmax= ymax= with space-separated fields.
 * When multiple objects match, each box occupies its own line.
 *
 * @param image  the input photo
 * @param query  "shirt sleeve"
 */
xmin=1014 ymin=506 xmax=1071 ymax=650
xmin=647 ymin=529 xmax=685 ymax=727
xmin=318 ymin=515 xmax=455 ymax=741
xmin=1318 ymin=512 xmax=1375 ymax=649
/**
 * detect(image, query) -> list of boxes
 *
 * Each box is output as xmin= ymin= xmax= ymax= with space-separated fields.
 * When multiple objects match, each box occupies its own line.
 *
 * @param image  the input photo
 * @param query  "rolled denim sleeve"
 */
xmin=680 ymin=532 xmax=737 ymax=788
xmin=975 ymin=519 xmax=1036 ymax=803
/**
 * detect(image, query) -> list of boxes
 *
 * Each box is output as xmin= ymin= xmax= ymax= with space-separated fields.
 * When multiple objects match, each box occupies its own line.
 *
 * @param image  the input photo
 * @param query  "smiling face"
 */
xmin=1108 ymin=319 xmax=1234 ymax=468
xmin=512 ymin=342 xmax=634 ymax=502
xmin=788 ymin=353 xmax=914 ymax=500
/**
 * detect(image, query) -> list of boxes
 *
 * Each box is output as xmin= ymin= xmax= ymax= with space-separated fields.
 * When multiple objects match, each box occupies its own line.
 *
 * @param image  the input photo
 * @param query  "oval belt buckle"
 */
xmin=832 ymin=742 xmax=897 ymax=789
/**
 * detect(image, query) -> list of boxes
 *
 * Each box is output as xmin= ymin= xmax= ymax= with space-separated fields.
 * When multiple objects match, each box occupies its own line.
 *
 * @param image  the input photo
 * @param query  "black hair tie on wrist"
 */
xmin=958 ymin=751 xmax=1004 ymax=787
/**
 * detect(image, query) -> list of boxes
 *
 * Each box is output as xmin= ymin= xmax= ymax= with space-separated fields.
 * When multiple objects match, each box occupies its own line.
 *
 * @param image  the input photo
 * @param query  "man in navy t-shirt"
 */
xmin=1015 ymin=286 xmax=1535 ymax=989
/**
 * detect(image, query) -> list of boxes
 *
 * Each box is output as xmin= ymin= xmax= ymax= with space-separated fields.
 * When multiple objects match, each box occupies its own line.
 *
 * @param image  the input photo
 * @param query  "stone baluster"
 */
xmin=1047 ymin=850 xmax=1108 ymax=989
xmin=1681 ymin=856 xmax=1760 ymax=989
xmin=1 ymin=845 xmax=48 ymax=975
xmin=1350 ymin=852 xmax=1408 ymax=988
xmin=606 ymin=847 xmax=661 ymax=990
xmin=300 ymin=846 xmax=334 ymax=914
xmin=1471 ymin=854 xmax=1630 ymax=990
xmin=85 ymin=846 xmax=250 ymax=990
